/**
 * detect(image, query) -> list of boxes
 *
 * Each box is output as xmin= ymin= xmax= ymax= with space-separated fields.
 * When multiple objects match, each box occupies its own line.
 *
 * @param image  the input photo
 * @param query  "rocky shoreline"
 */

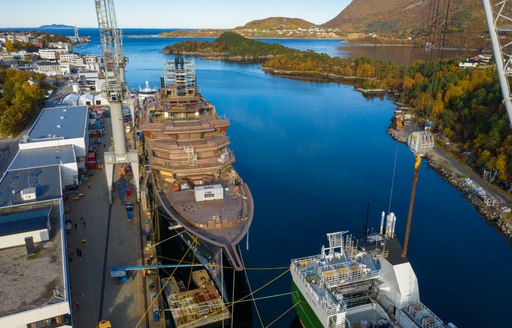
xmin=388 ymin=127 xmax=512 ymax=238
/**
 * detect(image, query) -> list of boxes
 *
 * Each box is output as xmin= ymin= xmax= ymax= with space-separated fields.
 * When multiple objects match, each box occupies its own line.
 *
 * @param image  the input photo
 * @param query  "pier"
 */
xmin=65 ymin=113 xmax=165 ymax=327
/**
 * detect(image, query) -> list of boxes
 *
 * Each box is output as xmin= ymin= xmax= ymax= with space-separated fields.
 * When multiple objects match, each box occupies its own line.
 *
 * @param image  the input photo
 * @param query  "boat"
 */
xmin=290 ymin=212 xmax=457 ymax=328
xmin=140 ymin=56 xmax=254 ymax=280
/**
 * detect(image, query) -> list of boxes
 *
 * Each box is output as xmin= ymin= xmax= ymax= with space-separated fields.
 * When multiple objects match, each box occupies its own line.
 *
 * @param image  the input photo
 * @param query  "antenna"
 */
xmin=364 ymin=200 xmax=370 ymax=244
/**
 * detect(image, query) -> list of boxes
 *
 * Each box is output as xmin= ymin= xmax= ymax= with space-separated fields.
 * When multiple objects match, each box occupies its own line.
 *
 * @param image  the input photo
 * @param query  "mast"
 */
xmin=401 ymin=131 xmax=434 ymax=258
xmin=483 ymin=0 xmax=512 ymax=126
xmin=94 ymin=0 xmax=139 ymax=203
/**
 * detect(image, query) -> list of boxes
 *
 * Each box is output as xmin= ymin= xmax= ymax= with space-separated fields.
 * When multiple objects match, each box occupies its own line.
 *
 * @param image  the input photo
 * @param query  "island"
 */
xmin=161 ymin=32 xmax=298 ymax=61
xmin=39 ymin=24 xmax=74 ymax=29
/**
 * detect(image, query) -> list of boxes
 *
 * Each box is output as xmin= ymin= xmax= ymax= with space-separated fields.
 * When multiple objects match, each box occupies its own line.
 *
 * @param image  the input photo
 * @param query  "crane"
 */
xmin=483 ymin=0 xmax=512 ymax=126
xmin=94 ymin=0 xmax=140 ymax=203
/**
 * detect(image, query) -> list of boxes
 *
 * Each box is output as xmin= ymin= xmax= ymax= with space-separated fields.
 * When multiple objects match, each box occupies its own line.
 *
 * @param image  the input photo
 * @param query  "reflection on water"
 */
xmin=338 ymin=45 xmax=475 ymax=65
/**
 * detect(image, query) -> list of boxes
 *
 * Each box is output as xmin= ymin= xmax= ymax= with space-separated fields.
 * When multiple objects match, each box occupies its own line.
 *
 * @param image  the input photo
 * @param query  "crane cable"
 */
xmin=149 ymin=229 xmax=185 ymax=248
xmin=239 ymin=244 xmax=264 ymax=328
xmin=157 ymin=254 xmax=289 ymax=270
xmin=265 ymin=300 xmax=301 ymax=328
xmin=183 ymin=267 xmax=291 ymax=328
xmin=134 ymin=236 xmax=198 ymax=328
xmin=187 ymin=239 xmax=198 ymax=290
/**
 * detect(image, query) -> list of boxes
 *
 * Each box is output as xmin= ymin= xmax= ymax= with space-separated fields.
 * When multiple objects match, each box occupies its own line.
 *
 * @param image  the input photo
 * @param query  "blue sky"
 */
xmin=0 ymin=0 xmax=351 ymax=28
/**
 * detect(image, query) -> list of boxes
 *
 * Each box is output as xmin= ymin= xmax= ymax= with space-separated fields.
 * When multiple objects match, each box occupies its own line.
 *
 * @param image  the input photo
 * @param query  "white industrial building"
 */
xmin=78 ymin=93 xmax=95 ymax=106
xmin=20 ymin=106 xmax=89 ymax=165
xmin=0 ymin=165 xmax=71 ymax=328
xmin=62 ymin=94 xmax=80 ymax=106
xmin=8 ymin=145 xmax=79 ymax=187
xmin=35 ymin=62 xmax=62 ymax=76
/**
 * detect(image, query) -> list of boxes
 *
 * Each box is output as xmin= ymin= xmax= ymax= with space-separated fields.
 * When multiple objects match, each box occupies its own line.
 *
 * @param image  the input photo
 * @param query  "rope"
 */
xmin=157 ymin=254 xmax=289 ymax=271
xmin=149 ymin=229 xmax=185 ymax=248
xmin=387 ymin=143 xmax=399 ymax=215
xmin=186 ymin=239 xmax=198 ymax=290
xmin=162 ymin=292 xmax=292 ymax=308
xmin=134 ymin=236 xmax=197 ymax=328
xmin=183 ymin=267 xmax=291 ymax=327
xmin=265 ymin=300 xmax=300 ymax=328
xmin=239 ymin=245 xmax=264 ymax=328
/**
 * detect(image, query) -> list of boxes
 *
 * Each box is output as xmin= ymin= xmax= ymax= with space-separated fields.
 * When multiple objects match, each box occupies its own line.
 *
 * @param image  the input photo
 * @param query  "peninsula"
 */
xmin=159 ymin=17 xmax=342 ymax=40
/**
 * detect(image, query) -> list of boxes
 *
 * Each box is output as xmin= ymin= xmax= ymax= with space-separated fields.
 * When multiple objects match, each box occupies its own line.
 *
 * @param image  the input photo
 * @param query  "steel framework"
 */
xmin=94 ymin=0 xmax=139 ymax=203
xmin=483 ymin=0 xmax=512 ymax=126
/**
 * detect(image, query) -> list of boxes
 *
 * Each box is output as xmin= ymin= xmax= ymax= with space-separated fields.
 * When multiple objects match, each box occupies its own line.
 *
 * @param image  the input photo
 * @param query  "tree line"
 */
xmin=263 ymin=51 xmax=511 ymax=185
xmin=162 ymin=33 xmax=511 ymax=185
xmin=162 ymin=32 xmax=297 ymax=59
xmin=0 ymin=68 xmax=48 ymax=137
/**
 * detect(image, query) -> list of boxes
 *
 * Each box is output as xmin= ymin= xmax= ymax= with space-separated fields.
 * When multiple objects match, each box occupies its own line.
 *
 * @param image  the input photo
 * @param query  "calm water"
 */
xmin=18 ymin=27 xmax=512 ymax=327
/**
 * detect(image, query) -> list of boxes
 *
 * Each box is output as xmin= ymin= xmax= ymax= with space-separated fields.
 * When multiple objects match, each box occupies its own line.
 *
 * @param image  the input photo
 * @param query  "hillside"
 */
xmin=323 ymin=0 xmax=487 ymax=49
xmin=236 ymin=17 xmax=316 ymax=30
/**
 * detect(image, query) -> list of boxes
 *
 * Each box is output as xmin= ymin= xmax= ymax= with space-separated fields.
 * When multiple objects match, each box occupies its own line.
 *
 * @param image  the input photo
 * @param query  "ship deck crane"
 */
xmin=94 ymin=0 xmax=139 ymax=203
xmin=483 ymin=0 xmax=512 ymax=127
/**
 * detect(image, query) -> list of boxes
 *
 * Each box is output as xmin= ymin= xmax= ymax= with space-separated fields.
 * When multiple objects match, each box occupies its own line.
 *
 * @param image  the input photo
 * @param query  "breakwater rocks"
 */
xmin=388 ymin=127 xmax=512 ymax=238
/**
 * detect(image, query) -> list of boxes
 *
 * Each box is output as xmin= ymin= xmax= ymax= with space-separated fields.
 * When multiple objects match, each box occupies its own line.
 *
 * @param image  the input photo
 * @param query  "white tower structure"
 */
xmin=483 ymin=0 xmax=512 ymax=126
xmin=95 ymin=0 xmax=139 ymax=203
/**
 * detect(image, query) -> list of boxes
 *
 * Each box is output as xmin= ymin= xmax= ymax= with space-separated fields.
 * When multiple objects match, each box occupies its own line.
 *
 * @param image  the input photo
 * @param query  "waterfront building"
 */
xmin=35 ymin=62 xmax=62 ymax=76
xmin=7 ymin=145 xmax=79 ymax=187
xmin=19 ymin=106 xmax=89 ymax=168
xmin=0 ymin=165 xmax=72 ymax=328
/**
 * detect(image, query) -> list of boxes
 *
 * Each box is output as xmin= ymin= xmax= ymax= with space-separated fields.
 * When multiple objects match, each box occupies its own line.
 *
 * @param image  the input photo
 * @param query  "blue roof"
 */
xmin=0 ymin=208 xmax=50 ymax=236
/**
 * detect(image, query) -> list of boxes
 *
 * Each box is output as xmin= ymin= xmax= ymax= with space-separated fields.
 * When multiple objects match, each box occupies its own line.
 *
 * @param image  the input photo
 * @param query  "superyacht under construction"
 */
xmin=140 ymin=56 xmax=254 ymax=277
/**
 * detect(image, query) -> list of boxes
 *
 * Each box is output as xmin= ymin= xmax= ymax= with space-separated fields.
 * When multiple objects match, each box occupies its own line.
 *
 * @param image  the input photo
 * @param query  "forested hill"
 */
xmin=237 ymin=17 xmax=316 ymax=30
xmin=162 ymin=32 xmax=298 ymax=60
xmin=323 ymin=0 xmax=487 ymax=49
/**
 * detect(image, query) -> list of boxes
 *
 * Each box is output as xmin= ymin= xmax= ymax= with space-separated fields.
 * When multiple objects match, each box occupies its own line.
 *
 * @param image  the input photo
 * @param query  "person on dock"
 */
xmin=81 ymin=238 xmax=86 ymax=245
xmin=76 ymin=247 xmax=82 ymax=258
xmin=75 ymin=302 xmax=80 ymax=312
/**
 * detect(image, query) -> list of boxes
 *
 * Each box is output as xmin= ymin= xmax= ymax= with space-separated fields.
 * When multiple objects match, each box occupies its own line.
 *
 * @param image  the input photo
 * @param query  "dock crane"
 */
xmin=483 ymin=0 xmax=512 ymax=127
xmin=94 ymin=0 xmax=139 ymax=203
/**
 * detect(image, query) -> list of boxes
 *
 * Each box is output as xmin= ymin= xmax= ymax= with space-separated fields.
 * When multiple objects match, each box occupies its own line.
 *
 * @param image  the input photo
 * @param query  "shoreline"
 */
xmin=388 ymin=125 xmax=512 ymax=238
xmin=264 ymin=68 xmax=512 ymax=238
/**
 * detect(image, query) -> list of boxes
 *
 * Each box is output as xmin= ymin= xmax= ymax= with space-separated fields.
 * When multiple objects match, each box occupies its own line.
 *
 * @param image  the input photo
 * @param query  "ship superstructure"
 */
xmin=141 ymin=56 xmax=254 ymax=272
xmin=291 ymin=212 xmax=456 ymax=328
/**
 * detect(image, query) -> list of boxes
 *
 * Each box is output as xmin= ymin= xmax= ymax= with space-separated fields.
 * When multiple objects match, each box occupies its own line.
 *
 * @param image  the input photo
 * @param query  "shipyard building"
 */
xmin=0 ymin=105 xmax=89 ymax=327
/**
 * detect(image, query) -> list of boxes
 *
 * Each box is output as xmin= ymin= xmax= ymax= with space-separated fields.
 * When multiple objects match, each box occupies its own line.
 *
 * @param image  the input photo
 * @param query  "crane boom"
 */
xmin=94 ymin=0 xmax=140 ymax=204
xmin=95 ymin=0 xmax=123 ymax=103
xmin=483 ymin=0 xmax=512 ymax=126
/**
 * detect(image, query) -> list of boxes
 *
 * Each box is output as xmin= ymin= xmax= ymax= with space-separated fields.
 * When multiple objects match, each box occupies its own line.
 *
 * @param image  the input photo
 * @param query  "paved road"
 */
xmin=392 ymin=123 xmax=512 ymax=209
xmin=66 ymin=118 xmax=147 ymax=327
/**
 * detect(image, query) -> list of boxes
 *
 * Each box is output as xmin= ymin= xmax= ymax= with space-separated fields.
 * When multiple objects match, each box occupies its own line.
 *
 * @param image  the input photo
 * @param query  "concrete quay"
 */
xmin=65 ymin=116 xmax=165 ymax=328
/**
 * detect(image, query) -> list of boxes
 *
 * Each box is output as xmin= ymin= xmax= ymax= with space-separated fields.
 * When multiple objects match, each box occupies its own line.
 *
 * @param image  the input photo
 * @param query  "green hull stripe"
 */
xmin=291 ymin=281 xmax=325 ymax=328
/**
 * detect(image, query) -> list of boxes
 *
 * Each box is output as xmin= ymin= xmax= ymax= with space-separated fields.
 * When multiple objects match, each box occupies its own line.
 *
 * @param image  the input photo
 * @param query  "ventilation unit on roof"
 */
xmin=21 ymin=187 xmax=36 ymax=201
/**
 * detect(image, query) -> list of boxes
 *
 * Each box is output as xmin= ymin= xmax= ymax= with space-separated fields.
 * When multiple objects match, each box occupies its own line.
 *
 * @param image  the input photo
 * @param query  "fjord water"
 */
xmin=64 ymin=28 xmax=512 ymax=327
